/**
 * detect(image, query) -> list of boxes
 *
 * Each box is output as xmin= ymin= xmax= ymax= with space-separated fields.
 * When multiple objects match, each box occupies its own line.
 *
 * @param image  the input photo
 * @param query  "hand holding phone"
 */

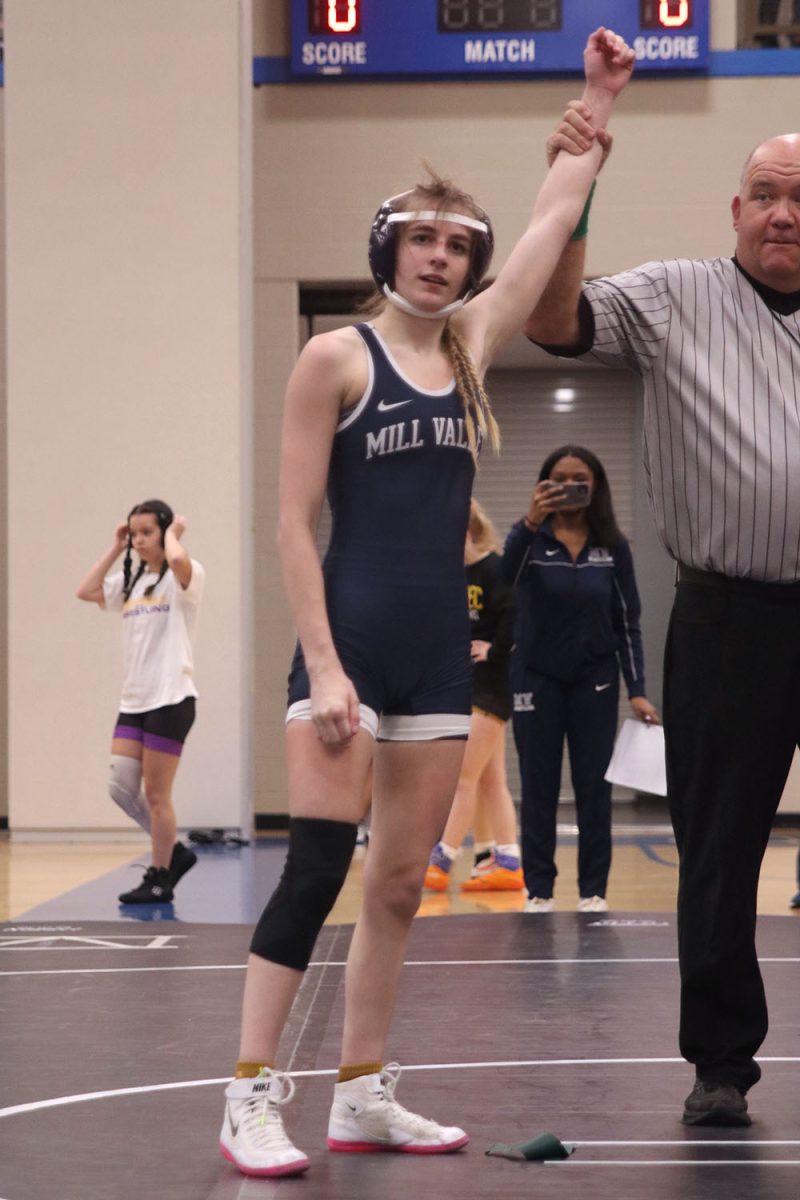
xmin=554 ymin=481 xmax=591 ymax=509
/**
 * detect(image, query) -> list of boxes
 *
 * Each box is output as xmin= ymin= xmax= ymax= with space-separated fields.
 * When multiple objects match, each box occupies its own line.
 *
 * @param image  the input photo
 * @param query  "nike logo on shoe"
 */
xmin=595 ymin=683 xmax=612 ymax=691
xmin=227 ymin=1106 xmax=240 ymax=1137
xmin=377 ymin=398 xmax=413 ymax=412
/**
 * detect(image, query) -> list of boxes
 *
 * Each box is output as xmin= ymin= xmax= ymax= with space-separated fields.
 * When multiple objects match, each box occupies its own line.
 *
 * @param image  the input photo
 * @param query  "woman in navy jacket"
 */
xmin=503 ymin=445 xmax=658 ymax=914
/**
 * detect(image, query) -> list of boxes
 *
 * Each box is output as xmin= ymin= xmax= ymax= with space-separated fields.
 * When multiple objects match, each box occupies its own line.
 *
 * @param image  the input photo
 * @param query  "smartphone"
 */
xmin=554 ymin=481 xmax=591 ymax=508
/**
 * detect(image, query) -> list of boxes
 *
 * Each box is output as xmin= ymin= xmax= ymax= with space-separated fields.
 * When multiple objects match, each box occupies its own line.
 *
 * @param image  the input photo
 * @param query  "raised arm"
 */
xmin=277 ymin=329 xmax=362 ymax=745
xmin=524 ymin=100 xmax=607 ymax=346
xmin=165 ymin=516 xmax=193 ymax=589
xmin=75 ymin=522 xmax=128 ymax=605
xmin=455 ymin=27 xmax=633 ymax=369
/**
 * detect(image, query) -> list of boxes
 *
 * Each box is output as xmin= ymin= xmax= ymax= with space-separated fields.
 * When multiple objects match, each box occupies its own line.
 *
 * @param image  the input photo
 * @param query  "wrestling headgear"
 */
xmin=368 ymin=190 xmax=494 ymax=319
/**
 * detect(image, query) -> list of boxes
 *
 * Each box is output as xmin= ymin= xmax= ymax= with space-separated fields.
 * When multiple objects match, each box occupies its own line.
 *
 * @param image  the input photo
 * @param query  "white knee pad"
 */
xmin=109 ymin=755 xmax=150 ymax=832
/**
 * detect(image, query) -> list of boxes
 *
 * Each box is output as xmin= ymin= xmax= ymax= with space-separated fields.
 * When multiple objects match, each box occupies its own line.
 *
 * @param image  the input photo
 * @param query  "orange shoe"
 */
xmin=424 ymin=864 xmax=451 ymax=892
xmin=461 ymin=866 xmax=524 ymax=892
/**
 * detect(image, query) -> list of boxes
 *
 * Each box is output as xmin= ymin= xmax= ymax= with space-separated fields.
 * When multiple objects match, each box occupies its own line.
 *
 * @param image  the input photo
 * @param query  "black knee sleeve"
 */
xmin=250 ymin=816 xmax=358 ymax=971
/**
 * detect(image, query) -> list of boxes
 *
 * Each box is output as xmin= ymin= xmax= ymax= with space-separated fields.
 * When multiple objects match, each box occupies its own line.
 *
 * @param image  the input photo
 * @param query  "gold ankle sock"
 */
xmin=235 ymin=1060 xmax=274 ymax=1079
xmin=338 ymin=1061 xmax=382 ymax=1084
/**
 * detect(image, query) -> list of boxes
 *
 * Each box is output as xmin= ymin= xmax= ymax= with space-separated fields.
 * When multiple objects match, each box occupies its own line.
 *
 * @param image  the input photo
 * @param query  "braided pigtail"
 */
xmin=122 ymin=538 xmax=133 ymax=599
xmin=125 ymin=499 xmax=174 ymax=599
xmin=442 ymin=323 xmax=500 ymax=463
xmin=144 ymin=560 xmax=169 ymax=598
xmin=123 ymin=561 xmax=146 ymax=602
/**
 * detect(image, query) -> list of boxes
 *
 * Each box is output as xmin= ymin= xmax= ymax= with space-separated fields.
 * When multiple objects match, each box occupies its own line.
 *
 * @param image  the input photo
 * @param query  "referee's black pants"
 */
xmin=665 ymin=571 xmax=800 ymax=1093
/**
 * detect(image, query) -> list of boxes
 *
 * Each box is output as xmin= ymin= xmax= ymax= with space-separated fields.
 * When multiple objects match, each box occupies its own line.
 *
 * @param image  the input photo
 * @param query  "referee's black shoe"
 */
xmin=169 ymin=840 xmax=198 ymax=888
xmin=118 ymin=866 xmax=174 ymax=905
xmin=681 ymin=1080 xmax=751 ymax=1127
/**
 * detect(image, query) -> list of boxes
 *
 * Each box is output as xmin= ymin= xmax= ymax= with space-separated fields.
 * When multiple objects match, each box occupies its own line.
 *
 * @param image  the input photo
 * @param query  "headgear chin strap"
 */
xmin=369 ymin=192 xmax=494 ymax=318
xmin=382 ymin=283 xmax=466 ymax=319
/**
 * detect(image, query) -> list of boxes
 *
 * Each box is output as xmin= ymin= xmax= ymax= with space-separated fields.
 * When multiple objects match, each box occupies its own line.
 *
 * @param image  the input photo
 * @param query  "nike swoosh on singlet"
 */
xmin=595 ymin=683 xmax=612 ymax=692
xmin=545 ymin=549 xmax=559 ymax=556
xmin=376 ymin=398 xmax=413 ymax=412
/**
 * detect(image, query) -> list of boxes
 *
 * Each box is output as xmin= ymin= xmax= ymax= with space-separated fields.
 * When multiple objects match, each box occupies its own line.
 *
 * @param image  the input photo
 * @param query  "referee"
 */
xmin=524 ymin=111 xmax=800 ymax=1129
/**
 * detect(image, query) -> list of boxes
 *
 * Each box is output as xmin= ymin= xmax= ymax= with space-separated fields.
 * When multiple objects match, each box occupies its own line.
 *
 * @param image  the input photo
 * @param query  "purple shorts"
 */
xmin=113 ymin=697 xmax=196 ymax=757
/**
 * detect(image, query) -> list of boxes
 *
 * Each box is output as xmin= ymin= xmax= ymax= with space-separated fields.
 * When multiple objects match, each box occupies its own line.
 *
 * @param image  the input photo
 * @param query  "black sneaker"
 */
xmin=118 ymin=866 xmax=174 ymax=905
xmin=682 ymin=1080 xmax=751 ymax=1127
xmin=169 ymin=841 xmax=197 ymax=887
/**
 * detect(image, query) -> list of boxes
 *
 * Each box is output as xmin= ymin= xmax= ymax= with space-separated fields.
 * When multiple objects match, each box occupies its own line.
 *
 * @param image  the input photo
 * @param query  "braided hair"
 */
xmin=122 ymin=499 xmax=174 ymax=601
xmin=441 ymin=322 xmax=500 ymax=463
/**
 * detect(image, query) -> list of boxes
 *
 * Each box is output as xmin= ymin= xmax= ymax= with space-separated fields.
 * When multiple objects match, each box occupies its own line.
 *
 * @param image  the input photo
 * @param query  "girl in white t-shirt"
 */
xmin=77 ymin=499 xmax=205 ymax=904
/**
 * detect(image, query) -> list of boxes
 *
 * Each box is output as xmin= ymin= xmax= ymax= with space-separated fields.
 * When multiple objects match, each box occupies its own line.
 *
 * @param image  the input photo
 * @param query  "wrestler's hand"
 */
xmin=310 ymin=663 xmax=362 ymax=745
xmin=114 ymin=521 xmax=130 ymax=551
xmin=584 ymin=26 xmax=635 ymax=96
xmin=168 ymin=514 xmax=187 ymax=540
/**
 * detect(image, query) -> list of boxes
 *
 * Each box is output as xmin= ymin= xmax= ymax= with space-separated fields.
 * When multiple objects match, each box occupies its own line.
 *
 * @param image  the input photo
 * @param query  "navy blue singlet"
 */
xmin=288 ymin=322 xmax=475 ymax=725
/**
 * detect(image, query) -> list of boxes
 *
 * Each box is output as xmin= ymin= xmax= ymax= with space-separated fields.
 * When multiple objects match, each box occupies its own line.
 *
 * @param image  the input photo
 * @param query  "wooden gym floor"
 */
xmin=2 ymin=800 xmax=799 ymax=923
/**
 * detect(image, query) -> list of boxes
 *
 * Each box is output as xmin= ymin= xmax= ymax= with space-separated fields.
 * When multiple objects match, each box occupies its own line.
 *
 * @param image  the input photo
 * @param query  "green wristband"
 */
xmin=570 ymin=180 xmax=596 ymax=241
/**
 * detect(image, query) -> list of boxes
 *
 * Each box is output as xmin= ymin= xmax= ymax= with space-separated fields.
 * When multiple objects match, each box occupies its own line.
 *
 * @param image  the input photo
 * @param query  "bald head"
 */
xmin=732 ymin=134 xmax=800 ymax=292
xmin=740 ymin=134 xmax=800 ymax=190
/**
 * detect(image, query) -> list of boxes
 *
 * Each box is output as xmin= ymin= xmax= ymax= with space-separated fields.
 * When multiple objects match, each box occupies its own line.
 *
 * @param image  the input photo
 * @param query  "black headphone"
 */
xmin=127 ymin=499 xmax=174 ymax=547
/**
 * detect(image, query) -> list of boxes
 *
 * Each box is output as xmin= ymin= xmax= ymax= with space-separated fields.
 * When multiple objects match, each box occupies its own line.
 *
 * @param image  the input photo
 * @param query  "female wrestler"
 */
xmin=76 ymin=501 xmax=204 ymax=903
xmin=220 ymin=28 xmax=635 ymax=1178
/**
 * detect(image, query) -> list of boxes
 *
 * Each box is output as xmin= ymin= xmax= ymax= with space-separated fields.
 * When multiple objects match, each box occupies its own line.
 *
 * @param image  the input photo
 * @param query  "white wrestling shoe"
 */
xmin=219 ymin=1068 xmax=310 ymax=1177
xmin=577 ymin=895 xmax=608 ymax=913
xmin=524 ymin=896 xmax=554 ymax=913
xmin=326 ymin=1063 xmax=469 ymax=1154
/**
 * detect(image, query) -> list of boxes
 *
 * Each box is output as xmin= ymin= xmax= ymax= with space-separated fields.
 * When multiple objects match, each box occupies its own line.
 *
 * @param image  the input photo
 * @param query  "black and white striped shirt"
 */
xmin=581 ymin=257 xmax=800 ymax=583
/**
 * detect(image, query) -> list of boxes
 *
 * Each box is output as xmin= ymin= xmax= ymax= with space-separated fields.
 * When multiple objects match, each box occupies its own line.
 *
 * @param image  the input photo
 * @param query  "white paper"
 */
xmin=604 ymin=718 xmax=667 ymax=796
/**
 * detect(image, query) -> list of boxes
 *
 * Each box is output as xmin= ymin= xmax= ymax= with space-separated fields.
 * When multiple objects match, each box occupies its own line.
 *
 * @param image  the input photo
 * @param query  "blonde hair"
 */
xmin=442 ymin=322 xmax=500 ymax=462
xmin=364 ymin=167 xmax=501 ymax=462
xmin=468 ymin=498 xmax=501 ymax=554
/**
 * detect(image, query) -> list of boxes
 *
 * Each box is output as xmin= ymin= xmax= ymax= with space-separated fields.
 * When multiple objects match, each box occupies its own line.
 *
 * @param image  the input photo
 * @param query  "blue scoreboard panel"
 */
xmin=291 ymin=1 xmax=709 ymax=78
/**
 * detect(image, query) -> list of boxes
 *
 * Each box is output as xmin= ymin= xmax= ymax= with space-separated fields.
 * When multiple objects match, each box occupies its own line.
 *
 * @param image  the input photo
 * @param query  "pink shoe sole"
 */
xmin=219 ymin=1142 xmax=310 ymax=1177
xmin=326 ymin=1133 xmax=469 ymax=1154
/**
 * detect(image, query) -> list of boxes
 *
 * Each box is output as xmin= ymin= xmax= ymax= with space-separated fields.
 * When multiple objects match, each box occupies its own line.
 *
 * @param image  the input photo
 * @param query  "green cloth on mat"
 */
xmin=486 ymin=1132 xmax=575 ymax=1161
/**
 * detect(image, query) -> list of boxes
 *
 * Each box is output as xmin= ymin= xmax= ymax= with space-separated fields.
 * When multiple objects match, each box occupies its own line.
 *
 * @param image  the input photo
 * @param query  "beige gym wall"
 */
xmin=2 ymin=2 xmax=798 ymax=826
xmin=5 ymin=0 xmax=253 ymax=833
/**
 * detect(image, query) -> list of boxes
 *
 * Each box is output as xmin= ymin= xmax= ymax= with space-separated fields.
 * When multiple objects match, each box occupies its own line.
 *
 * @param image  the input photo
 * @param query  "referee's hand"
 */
xmin=547 ymin=100 xmax=614 ymax=171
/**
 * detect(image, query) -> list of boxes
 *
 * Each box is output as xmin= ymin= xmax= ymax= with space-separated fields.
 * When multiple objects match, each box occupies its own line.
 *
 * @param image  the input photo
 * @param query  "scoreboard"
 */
xmin=291 ymin=1 xmax=710 ymax=78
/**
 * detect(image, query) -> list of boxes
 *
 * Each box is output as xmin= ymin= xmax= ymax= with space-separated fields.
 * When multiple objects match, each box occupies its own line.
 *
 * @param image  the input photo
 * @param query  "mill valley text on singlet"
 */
xmin=325 ymin=323 xmax=476 ymax=581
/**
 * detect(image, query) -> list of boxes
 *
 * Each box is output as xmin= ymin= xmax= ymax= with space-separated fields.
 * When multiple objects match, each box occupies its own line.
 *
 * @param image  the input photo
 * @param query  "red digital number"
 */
xmin=326 ymin=0 xmax=359 ymax=33
xmin=309 ymin=0 xmax=361 ymax=34
xmin=659 ymin=0 xmax=689 ymax=26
